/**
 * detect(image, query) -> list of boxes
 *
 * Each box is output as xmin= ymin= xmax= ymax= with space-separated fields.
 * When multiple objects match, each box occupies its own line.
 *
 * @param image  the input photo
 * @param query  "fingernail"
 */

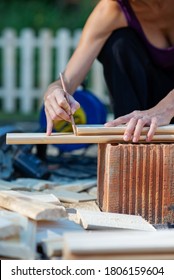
xmin=133 ymin=137 xmax=137 ymax=142
xmin=123 ymin=135 xmax=129 ymax=141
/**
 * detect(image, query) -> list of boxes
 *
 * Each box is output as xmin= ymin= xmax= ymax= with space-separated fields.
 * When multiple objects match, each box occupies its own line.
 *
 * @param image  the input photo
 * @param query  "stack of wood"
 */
xmin=0 ymin=178 xmax=173 ymax=260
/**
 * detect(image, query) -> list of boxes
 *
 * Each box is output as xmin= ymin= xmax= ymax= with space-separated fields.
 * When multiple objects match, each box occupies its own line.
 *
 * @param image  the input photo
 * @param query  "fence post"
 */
xmin=20 ymin=28 xmax=35 ymax=113
xmin=55 ymin=29 xmax=72 ymax=78
xmin=2 ymin=29 xmax=16 ymax=112
xmin=39 ymin=29 xmax=52 ymax=92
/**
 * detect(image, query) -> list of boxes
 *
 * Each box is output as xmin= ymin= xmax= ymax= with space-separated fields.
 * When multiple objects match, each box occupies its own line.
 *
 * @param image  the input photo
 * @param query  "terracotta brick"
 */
xmin=97 ymin=143 xmax=174 ymax=224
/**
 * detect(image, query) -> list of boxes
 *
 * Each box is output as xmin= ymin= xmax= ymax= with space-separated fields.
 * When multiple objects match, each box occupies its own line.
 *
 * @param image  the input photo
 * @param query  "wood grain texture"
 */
xmin=76 ymin=124 xmax=174 ymax=135
xmin=0 ymin=218 xmax=36 ymax=259
xmin=0 ymin=190 xmax=67 ymax=221
xmin=44 ymin=189 xmax=96 ymax=203
xmin=62 ymin=230 xmax=174 ymax=260
xmin=76 ymin=209 xmax=155 ymax=231
xmin=6 ymin=132 xmax=174 ymax=145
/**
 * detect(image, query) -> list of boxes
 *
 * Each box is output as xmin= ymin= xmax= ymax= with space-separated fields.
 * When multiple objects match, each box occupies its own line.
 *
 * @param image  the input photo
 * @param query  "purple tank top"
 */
xmin=117 ymin=0 xmax=174 ymax=72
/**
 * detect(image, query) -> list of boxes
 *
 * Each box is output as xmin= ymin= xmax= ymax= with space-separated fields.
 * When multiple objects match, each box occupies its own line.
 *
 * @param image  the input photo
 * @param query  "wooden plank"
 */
xmin=37 ymin=218 xmax=83 ymax=257
xmin=0 ymin=217 xmax=21 ymax=240
xmin=11 ymin=178 xmax=57 ymax=191
xmin=37 ymin=218 xmax=83 ymax=243
xmin=17 ymin=191 xmax=61 ymax=205
xmin=6 ymin=132 xmax=174 ymax=145
xmin=41 ymin=238 xmax=63 ymax=257
xmin=0 ymin=179 xmax=25 ymax=191
xmin=50 ymin=179 xmax=97 ymax=193
xmin=76 ymin=124 xmax=174 ymax=135
xmin=62 ymin=230 xmax=174 ymax=260
xmin=44 ymin=189 xmax=96 ymax=203
xmin=0 ymin=218 xmax=36 ymax=259
xmin=0 ymin=190 xmax=67 ymax=221
xmin=76 ymin=209 xmax=156 ymax=231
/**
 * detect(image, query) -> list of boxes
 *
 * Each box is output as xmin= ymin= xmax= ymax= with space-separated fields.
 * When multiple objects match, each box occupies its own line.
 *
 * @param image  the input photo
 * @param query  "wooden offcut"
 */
xmin=76 ymin=209 xmax=155 ymax=231
xmin=98 ymin=143 xmax=174 ymax=224
xmin=0 ymin=190 xmax=67 ymax=221
xmin=0 ymin=217 xmax=36 ymax=259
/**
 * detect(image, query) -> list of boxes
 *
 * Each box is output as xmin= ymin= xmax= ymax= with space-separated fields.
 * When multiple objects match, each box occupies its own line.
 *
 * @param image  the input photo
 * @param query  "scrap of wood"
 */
xmin=0 ymin=179 xmax=25 ymax=191
xmin=16 ymin=191 xmax=60 ymax=205
xmin=87 ymin=187 xmax=97 ymax=196
xmin=76 ymin=124 xmax=174 ymax=135
xmin=41 ymin=238 xmax=63 ymax=258
xmin=0 ymin=210 xmax=28 ymax=239
xmin=76 ymin=209 xmax=156 ymax=231
xmin=6 ymin=132 xmax=174 ymax=145
xmin=37 ymin=218 xmax=83 ymax=258
xmin=50 ymin=179 xmax=97 ymax=193
xmin=12 ymin=178 xmax=57 ymax=191
xmin=0 ymin=218 xmax=36 ymax=259
xmin=37 ymin=218 xmax=83 ymax=243
xmin=0 ymin=218 xmax=20 ymax=239
xmin=44 ymin=189 xmax=96 ymax=203
xmin=62 ymin=230 xmax=174 ymax=260
xmin=0 ymin=190 xmax=67 ymax=221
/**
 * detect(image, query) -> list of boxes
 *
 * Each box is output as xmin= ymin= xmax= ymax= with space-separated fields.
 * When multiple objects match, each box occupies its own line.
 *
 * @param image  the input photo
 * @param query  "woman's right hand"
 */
xmin=44 ymin=81 xmax=80 ymax=135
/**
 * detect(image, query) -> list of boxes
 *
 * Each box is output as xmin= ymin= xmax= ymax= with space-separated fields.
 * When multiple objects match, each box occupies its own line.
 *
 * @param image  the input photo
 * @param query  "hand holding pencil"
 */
xmin=59 ymin=73 xmax=77 ymax=135
xmin=44 ymin=74 xmax=80 ymax=136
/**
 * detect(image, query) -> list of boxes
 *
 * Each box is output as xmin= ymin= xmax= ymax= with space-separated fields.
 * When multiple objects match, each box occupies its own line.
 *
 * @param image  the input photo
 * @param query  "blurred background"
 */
xmin=0 ymin=0 xmax=98 ymax=33
xmin=0 ymin=0 xmax=108 ymax=124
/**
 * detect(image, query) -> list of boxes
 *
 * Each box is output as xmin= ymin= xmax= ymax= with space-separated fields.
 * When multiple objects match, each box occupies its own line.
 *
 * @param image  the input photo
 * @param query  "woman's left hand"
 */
xmin=105 ymin=98 xmax=174 ymax=142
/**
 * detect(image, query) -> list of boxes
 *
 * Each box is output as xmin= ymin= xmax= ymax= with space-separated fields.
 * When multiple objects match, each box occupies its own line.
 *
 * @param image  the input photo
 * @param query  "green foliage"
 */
xmin=0 ymin=0 xmax=97 ymax=34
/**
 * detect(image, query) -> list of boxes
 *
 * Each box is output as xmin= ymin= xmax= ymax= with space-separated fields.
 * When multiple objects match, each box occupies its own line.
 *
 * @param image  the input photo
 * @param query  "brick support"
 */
xmin=97 ymin=143 xmax=174 ymax=224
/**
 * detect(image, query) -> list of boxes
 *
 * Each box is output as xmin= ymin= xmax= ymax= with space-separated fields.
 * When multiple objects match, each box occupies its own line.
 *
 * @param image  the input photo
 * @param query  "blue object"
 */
xmin=39 ymin=88 xmax=107 ymax=152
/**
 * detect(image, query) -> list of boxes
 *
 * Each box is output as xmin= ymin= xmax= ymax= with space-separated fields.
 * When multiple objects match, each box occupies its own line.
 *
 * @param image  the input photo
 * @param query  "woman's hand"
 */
xmin=44 ymin=81 xmax=80 ymax=135
xmin=105 ymin=91 xmax=174 ymax=142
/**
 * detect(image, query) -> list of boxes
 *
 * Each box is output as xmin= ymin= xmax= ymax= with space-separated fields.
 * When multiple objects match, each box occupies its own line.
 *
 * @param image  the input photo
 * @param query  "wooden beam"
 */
xmin=6 ymin=132 xmax=174 ymax=145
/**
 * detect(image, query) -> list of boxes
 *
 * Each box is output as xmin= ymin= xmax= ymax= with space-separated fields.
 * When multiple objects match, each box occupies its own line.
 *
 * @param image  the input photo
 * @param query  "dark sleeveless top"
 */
xmin=117 ymin=0 xmax=174 ymax=72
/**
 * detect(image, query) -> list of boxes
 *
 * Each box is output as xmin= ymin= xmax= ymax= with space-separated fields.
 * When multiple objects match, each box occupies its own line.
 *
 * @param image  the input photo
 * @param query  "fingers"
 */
xmin=45 ymin=110 xmax=53 ymax=136
xmin=105 ymin=113 xmax=135 ymax=127
xmin=68 ymin=95 xmax=80 ymax=114
xmin=105 ymin=111 xmax=159 ymax=142
xmin=44 ymin=86 xmax=80 ymax=135
xmin=146 ymin=118 xmax=158 ymax=142
xmin=123 ymin=117 xmax=138 ymax=141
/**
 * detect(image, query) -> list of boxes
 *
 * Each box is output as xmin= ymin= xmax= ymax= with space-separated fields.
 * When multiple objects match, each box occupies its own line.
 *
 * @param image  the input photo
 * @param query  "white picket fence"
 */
xmin=0 ymin=28 xmax=108 ymax=114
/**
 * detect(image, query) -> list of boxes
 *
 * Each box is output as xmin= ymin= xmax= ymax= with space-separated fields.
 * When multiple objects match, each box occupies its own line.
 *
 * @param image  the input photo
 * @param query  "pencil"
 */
xmin=59 ymin=73 xmax=77 ymax=135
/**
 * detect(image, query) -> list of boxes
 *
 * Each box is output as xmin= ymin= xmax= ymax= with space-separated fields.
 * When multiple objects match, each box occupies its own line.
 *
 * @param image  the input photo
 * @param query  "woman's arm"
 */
xmin=105 ymin=89 xmax=174 ymax=142
xmin=44 ymin=0 xmax=125 ymax=135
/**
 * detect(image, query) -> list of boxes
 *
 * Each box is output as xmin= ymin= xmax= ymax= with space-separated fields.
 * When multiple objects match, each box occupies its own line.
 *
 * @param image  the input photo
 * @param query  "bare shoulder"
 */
xmin=93 ymin=0 xmax=127 ymax=31
xmin=81 ymin=0 xmax=127 ymax=42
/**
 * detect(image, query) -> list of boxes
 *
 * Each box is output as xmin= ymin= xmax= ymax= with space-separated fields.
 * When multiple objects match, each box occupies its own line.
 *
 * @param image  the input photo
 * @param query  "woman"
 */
xmin=44 ymin=0 xmax=174 ymax=142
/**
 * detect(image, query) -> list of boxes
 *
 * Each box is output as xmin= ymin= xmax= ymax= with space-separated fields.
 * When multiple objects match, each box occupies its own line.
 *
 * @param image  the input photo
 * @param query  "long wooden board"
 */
xmin=76 ymin=124 xmax=174 ymax=135
xmin=62 ymin=230 xmax=174 ymax=260
xmin=6 ymin=132 xmax=174 ymax=145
